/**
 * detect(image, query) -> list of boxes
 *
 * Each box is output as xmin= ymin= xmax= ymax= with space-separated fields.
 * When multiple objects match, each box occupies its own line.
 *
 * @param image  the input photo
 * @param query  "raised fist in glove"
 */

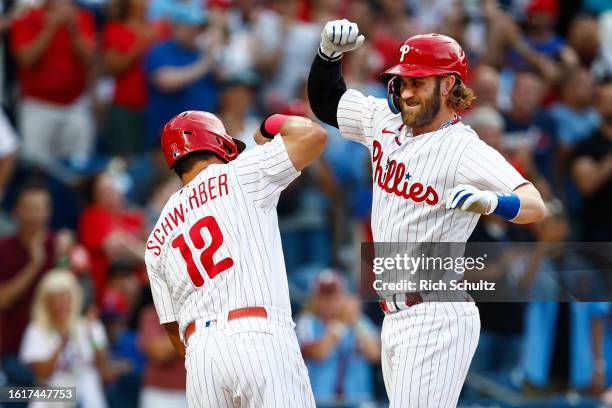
xmin=446 ymin=183 xmax=520 ymax=216
xmin=319 ymin=19 xmax=365 ymax=61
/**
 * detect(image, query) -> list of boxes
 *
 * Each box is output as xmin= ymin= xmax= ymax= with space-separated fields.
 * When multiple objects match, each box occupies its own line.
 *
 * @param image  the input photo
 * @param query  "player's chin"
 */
xmin=400 ymin=109 xmax=422 ymax=127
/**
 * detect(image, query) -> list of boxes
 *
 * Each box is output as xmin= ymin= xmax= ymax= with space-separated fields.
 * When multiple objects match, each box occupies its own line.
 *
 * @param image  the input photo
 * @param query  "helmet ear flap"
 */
xmin=387 ymin=76 xmax=401 ymax=114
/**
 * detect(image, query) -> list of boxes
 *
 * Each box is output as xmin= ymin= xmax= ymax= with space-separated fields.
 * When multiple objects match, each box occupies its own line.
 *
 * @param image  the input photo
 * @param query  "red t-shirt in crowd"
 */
xmin=78 ymin=206 xmax=145 ymax=305
xmin=10 ymin=7 xmax=95 ymax=105
xmin=102 ymin=21 xmax=169 ymax=110
xmin=138 ymin=306 xmax=186 ymax=390
xmin=0 ymin=233 xmax=56 ymax=355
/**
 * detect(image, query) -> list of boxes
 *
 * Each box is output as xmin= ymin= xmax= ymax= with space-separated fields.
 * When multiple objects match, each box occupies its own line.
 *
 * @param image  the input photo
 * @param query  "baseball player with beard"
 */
xmin=145 ymin=110 xmax=324 ymax=407
xmin=308 ymin=20 xmax=546 ymax=407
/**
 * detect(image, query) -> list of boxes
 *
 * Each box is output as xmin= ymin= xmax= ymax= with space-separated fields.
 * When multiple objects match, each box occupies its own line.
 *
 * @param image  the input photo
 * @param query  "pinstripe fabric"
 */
xmin=185 ymin=318 xmax=315 ymax=407
xmin=337 ymin=89 xmax=521 ymax=406
xmin=381 ymin=302 xmax=480 ymax=407
xmin=145 ymin=136 xmax=299 ymax=337
xmin=145 ymin=136 xmax=315 ymax=407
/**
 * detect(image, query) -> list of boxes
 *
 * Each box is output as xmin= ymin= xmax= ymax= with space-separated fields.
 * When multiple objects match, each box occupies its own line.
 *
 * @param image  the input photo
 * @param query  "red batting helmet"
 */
xmin=161 ymin=111 xmax=246 ymax=168
xmin=383 ymin=33 xmax=468 ymax=80
xmin=383 ymin=33 xmax=468 ymax=113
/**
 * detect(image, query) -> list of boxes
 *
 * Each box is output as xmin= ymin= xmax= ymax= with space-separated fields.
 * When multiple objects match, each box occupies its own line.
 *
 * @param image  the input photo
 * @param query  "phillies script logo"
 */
xmin=372 ymin=140 xmax=439 ymax=205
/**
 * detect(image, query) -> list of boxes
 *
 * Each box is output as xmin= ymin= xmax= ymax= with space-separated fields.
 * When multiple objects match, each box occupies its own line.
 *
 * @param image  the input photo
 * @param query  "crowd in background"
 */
xmin=0 ymin=0 xmax=612 ymax=406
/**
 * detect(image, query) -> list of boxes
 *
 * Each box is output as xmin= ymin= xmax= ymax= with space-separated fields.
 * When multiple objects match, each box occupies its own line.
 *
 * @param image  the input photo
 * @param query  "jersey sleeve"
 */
xmin=145 ymin=255 xmax=177 ymax=324
xmin=457 ymin=138 xmax=528 ymax=192
xmin=232 ymin=136 xmax=300 ymax=208
xmin=337 ymin=89 xmax=388 ymax=148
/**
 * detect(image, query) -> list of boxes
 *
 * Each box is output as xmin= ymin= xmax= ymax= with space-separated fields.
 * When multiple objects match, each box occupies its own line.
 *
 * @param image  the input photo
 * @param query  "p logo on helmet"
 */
xmin=399 ymin=44 xmax=410 ymax=62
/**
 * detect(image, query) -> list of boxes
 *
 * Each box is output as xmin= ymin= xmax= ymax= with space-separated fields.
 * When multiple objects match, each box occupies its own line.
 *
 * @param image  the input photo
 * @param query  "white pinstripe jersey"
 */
xmin=337 ymin=89 xmax=527 ymax=243
xmin=145 ymin=137 xmax=300 ymax=335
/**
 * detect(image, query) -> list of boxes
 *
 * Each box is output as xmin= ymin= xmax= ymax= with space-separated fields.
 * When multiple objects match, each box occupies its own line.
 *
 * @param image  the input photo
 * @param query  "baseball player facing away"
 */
xmin=144 ymin=110 xmax=325 ymax=407
xmin=308 ymin=21 xmax=546 ymax=407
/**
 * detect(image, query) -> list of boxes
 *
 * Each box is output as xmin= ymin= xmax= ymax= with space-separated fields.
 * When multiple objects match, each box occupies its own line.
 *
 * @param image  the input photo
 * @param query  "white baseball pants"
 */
xmin=184 ymin=313 xmax=315 ymax=408
xmin=381 ymin=301 xmax=480 ymax=407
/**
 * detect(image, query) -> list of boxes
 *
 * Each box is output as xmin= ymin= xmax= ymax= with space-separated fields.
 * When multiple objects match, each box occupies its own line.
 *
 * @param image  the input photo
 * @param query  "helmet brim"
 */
xmin=233 ymin=138 xmax=246 ymax=154
xmin=382 ymin=64 xmax=461 ymax=79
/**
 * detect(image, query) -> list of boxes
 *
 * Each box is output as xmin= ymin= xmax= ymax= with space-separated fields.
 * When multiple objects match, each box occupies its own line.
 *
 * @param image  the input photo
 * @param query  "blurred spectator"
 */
xmin=464 ymin=104 xmax=545 ymax=186
xmin=548 ymin=68 xmax=599 ymax=217
xmin=406 ymin=0 xmax=452 ymax=33
xmin=209 ymin=0 xmax=260 ymax=77
xmin=277 ymin=90 xmax=336 ymax=271
xmin=464 ymin=106 xmax=506 ymax=155
xmin=549 ymin=68 xmax=599 ymax=148
xmin=467 ymin=215 xmax=533 ymax=381
xmin=19 ymin=269 xmax=108 ymax=407
xmin=589 ymin=303 xmax=611 ymax=396
xmin=79 ymin=171 xmax=146 ymax=304
xmin=145 ymin=174 xmax=180 ymax=229
xmin=569 ymin=78 xmax=612 ymax=241
xmin=582 ymin=0 xmax=612 ymax=15
xmin=101 ymin=0 xmax=168 ymax=155
xmin=145 ymin=2 xmax=220 ymax=148
xmin=566 ymin=14 xmax=600 ymax=68
xmin=502 ymin=71 xmax=557 ymax=189
xmin=297 ymin=270 xmax=380 ymax=404
xmin=593 ymin=11 xmax=612 ymax=81
xmin=100 ymin=285 xmax=142 ymax=408
xmin=253 ymin=0 xmax=319 ymax=108
xmin=0 ymin=183 xmax=71 ymax=387
xmin=485 ymin=0 xmax=577 ymax=84
xmin=137 ymin=296 xmax=186 ymax=408
xmin=10 ymin=0 xmax=95 ymax=165
xmin=347 ymin=0 xmax=401 ymax=70
xmin=0 ymin=108 xmax=18 ymax=202
xmin=342 ymin=43 xmax=386 ymax=99
xmin=217 ymin=72 xmax=260 ymax=150
xmin=516 ymin=202 xmax=606 ymax=394
xmin=469 ymin=64 xmax=500 ymax=108
xmin=105 ymin=261 xmax=141 ymax=310
xmin=147 ymin=0 xmax=199 ymax=21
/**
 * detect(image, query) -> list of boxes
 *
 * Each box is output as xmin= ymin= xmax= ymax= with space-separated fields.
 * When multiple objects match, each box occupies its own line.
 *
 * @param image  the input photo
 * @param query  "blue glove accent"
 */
xmin=456 ymin=193 xmax=473 ymax=207
xmin=452 ymin=189 xmax=466 ymax=202
xmin=493 ymin=192 xmax=520 ymax=220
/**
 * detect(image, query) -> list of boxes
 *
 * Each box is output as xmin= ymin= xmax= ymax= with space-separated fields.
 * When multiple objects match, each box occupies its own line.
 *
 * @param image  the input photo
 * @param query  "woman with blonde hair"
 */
xmin=19 ymin=269 xmax=108 ymax=408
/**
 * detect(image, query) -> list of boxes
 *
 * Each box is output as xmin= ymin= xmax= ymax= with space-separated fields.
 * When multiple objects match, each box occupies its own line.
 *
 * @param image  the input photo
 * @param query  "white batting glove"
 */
xmin=319 ymin=19 xmax=365 ymax=61
xmin=445 ymin=184 xmax=499 ymax=215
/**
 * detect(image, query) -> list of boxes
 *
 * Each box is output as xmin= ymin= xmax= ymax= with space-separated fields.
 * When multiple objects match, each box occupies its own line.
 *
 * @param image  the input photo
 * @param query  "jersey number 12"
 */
xmin=171 ymin=216 xmax=234 ymax=287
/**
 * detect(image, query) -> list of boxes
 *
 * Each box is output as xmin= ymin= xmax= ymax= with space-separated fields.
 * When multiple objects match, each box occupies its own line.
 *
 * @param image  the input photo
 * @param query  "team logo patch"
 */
xmin=399 ymin=44 xmax=410 ymax=62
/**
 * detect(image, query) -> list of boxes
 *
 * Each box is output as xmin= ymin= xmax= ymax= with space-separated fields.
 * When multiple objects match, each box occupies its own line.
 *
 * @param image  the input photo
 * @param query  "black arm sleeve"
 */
xmin=307 ymin=53 xmax=347 ymax=129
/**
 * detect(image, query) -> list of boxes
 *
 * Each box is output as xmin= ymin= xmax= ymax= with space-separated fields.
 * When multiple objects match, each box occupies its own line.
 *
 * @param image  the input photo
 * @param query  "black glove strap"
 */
xmin=259 ymin=114 xmax=276 ymax=139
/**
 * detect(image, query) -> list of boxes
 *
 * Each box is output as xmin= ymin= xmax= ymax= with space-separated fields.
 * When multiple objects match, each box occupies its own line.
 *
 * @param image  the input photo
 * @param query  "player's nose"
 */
xmin=400 ymin=85 xmax=415 ymax=100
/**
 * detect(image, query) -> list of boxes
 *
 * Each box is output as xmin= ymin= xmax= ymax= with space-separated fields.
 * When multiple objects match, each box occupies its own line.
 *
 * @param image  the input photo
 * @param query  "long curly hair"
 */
xmin=446 ymin=75 xmax=476 ymax=112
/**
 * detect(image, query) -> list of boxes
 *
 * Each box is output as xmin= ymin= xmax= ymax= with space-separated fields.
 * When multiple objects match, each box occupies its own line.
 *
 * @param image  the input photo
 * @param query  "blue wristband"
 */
xmin=493 ymin=192 xmax=520 ymax=221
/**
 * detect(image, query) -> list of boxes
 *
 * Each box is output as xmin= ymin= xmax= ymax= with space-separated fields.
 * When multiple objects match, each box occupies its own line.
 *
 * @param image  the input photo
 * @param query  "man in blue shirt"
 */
xmin=145 ymin=3 xmax=219 ymax=147
xmin=296 ymin=270 xmax=380 ymax=405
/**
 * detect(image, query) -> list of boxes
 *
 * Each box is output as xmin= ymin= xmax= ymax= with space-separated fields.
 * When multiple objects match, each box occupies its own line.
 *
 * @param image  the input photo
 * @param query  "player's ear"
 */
xmin=441 ymin=75 xmax=456 ymax=97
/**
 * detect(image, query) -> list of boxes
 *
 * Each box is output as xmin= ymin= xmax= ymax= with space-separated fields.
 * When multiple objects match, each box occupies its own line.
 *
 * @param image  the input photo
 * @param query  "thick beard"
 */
xmin=400 ymin=80 xmax=441 ymax=129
